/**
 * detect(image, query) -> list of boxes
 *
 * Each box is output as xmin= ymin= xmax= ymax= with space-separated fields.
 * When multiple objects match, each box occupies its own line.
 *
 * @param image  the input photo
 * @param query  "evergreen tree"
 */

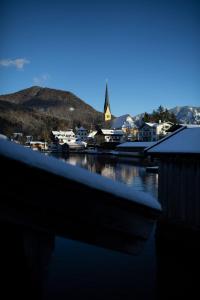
xmin=142 ymin=112 xmax=151 ymax=122
xmin=149 ymin=105 xmax=178 ymax=124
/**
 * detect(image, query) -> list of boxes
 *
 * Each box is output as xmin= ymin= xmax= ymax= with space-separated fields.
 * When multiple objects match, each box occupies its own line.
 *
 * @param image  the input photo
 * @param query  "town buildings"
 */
xmin=51 ymin=130 xmax=75 ymax=145
xmin=139 ymin=121 xmax=173 ymax=141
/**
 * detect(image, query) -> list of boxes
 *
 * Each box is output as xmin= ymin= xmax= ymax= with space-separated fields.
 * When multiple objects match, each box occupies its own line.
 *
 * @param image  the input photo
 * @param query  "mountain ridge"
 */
xmin=132 ymin=106 xmax=200 ymax=124
xmin=0 ymin=86 xmax=104 ymax=139
xmin=112 ymin=106 xmax=200 ymax=129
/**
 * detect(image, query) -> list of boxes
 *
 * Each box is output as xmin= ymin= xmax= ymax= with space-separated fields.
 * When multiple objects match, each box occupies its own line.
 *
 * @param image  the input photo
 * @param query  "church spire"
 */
xmin=104 ymin=83 xmax=111 ymax=121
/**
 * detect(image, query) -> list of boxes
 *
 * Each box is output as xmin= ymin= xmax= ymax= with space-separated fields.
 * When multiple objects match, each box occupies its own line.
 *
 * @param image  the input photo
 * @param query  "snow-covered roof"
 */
xmin=88 ymin=131 xmax=97 ymax=138
xmin=141 ymin=122 xmax=173 ymax=129
xmin=179 ymin=124 xmax=200 ymax=128
xmin=77 ymin=127 xmax=87 ymax=131
xmin=117 ymin=142 xmax=156 ymax=148
xmin=146 ymin=126 xmax=200 ymax=154
xmin=101 ymin=129 xmax=124 ymax=135
xmin=52 ymin=130 xmax=73 ymax=134
xmin=52 ymin=130 xmax=74 ymax=136
xmin=30 ymin=141 xmax=46 ymax=145
xmin=145 ymin=122 xmax=158 ymax=127
xmin=0 ymin=139 xmax=161 ymax=211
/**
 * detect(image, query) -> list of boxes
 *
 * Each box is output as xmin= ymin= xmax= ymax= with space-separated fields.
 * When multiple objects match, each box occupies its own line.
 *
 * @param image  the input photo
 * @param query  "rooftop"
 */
xmin=146 ymin=126 xmax=200 ymax=154
xmin=117 ymin=142 xmax=156 ymax=148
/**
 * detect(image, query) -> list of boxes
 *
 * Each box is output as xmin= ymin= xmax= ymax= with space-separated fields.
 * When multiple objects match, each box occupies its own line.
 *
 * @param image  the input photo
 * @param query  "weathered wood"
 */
xmin=158 ymin=156 xmax=200 ymax=229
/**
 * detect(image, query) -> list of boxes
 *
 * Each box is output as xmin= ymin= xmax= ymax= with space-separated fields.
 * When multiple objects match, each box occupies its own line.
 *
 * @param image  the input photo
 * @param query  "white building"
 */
xmin=51 ymin=130 xmax=75 ymax=145
xmin=94 ymin=129 xmax=125 ymax=145
xmin=139 ymin=121 xmax=173 ymax=141
xmin=76 ymin=127 xmax=88 ymax=141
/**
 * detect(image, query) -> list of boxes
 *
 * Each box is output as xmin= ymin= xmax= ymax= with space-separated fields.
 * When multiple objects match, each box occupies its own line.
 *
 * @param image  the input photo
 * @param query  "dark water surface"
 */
xmin=1 ymin=153 xmax=199 ymax=300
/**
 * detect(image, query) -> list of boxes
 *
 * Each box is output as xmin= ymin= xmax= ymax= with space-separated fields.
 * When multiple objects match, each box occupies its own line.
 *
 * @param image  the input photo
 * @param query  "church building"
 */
xmin=104 ymin=83 xmax=112 ymax=122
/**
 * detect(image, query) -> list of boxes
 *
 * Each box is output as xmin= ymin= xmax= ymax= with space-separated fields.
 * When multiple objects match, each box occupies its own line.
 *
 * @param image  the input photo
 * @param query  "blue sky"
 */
xmin=0 ymin=0 xmax=199 ymax=116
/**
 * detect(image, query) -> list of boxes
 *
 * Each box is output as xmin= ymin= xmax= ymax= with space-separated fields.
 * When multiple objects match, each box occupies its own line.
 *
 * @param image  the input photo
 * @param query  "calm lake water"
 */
xmin=41 ymin=153 xmax=158 ymax=299
xmin=42 ymin=154 xmax=198 ymax=299
xmin=54 ymin=153 xmax=159 ymax=198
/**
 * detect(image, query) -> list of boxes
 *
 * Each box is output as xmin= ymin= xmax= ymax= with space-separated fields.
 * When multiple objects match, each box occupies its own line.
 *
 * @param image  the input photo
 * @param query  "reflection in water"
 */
xmin=1 ymin=219 xmax=199 ymax=300
xmin=55 ymin=153 xmax=158 ymax=198
xmin=0 ymin=223 xmax=54 ymax=300
xmin=43 ymin=229 xmax=157 ymax=300
xmin=0 ymin=208 xmax=157 ymax=300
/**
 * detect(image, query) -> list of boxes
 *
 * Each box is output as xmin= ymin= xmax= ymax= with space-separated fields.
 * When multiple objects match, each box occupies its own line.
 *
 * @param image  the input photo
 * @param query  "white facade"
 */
xmin=102 ymin=129 xmax=124 ymax=142
xmin=76 ymin=127 xmax=88 ymax=141
xmin=95 ymin=129 xmax=125 ymax=143
xmin=51 ymin=130 xmax=75 ymax=144
xmin=139 ymin=122 xmax=173 ymax=141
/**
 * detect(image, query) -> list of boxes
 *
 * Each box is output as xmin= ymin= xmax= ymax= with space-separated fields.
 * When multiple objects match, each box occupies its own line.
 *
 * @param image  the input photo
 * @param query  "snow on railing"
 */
xmin=0 ymin=139 xmax=161 ymax=211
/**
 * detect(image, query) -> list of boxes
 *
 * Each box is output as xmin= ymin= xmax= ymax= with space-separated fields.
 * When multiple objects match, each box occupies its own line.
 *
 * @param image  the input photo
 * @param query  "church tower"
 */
xmin=104 ymin=83 xmax=112 ymax=121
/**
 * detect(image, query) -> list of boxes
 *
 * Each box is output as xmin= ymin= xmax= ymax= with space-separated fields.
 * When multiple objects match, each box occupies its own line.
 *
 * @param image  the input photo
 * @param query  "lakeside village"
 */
xmin=0 ymin=86 xmax=200 ymax=253
xmin=0 ymin=84 xmax=187 ymax=159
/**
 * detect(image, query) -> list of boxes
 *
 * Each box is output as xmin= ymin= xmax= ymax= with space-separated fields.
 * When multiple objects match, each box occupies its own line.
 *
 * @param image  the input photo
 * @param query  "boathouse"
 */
xmin=146 ymin=125 xmax=200 ymax=230
xmin=94 ymin=128 xmax=124 ymax=148
xmin=116 ymin=141 xmax=156 ymax=157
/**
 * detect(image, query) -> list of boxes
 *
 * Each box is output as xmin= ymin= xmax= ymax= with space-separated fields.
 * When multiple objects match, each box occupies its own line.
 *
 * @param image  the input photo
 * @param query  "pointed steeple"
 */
xmin=104 ymin=83 xmax=111 ymax=121
xmin=104 ymin=83 xmax=110 ymax=112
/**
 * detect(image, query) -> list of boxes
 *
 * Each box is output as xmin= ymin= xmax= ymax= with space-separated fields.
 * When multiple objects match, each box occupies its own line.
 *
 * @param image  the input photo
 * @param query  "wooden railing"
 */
xmin=0 ymin=139 xmax=161 ymax=255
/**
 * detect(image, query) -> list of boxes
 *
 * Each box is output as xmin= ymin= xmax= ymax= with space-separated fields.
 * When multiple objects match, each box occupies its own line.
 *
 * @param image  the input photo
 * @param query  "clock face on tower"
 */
xmin=105 ymin=106 xmax=111 ymax=121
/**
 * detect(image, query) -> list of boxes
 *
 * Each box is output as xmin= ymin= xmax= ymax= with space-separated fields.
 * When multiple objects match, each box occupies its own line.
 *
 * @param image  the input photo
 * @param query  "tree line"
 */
xmin=142 ymin=105 xmax=178 ymax=124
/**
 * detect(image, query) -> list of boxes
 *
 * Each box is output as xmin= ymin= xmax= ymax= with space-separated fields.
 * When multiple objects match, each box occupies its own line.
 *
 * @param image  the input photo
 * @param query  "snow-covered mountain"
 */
xmin=133 ymin=106 xmax=200 ymax=125
xmin=111 ymin=114 xmax=136 ymax=129
xmin=132 ymin=113 xmax=145 ymax=127
xmin=113 ymin=106 xmax=200 ymax=128
xmin=169 ymin=106 xmax=200 ymax=124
